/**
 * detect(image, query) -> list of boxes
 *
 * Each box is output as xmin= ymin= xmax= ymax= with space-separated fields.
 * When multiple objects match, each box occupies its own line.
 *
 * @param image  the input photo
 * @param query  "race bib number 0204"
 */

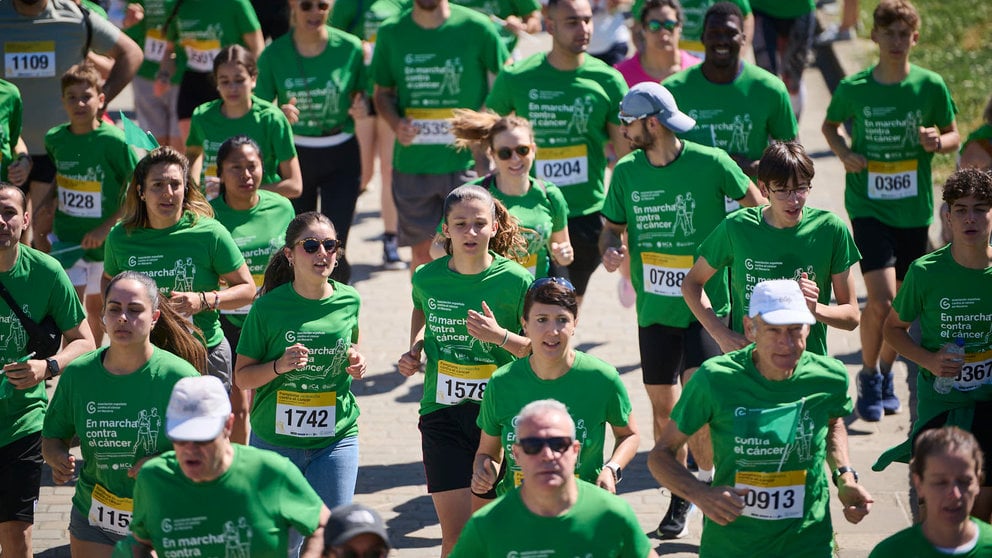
xmin=536 ymin=145 xmax=588 ymax=186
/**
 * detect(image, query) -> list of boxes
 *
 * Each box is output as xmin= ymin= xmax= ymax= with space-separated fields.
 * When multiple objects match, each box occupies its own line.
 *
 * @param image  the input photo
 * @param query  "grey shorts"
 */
xmin=69 ymin=506 xmax=126 ymax=546
xmin=207 ymin=336 xmax=233 ymax=391
xmin=392 ymin=169 xmax=476 ymax=247
xmin=132 ymin=75 xmax=180 ymax=139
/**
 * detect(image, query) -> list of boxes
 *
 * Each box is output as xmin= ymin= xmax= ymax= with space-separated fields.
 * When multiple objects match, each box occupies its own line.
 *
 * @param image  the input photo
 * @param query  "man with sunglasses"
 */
xmin=662 ymin=2 xmax=796 ymax=184
xmin=600 ymin=80 xmax=763 ymax=539
xmin=485 ymin=0 xmax=630 ymax=307
xmin=649 ymin=279 xmax=873 ymax=557
xmin=125 ymin=376 xmax=331 ymax=558
xmin=452 ymin=399 xmax=657 ymax=558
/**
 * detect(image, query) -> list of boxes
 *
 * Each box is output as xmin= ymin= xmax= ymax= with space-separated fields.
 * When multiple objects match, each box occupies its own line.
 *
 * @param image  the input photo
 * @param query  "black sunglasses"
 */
xmin=528 ymin=276 xmax=576 ymax=293
xmin=296 ymin=237 xmax=340 ymax=254
xmin=299 ymin=0 xmax=330 ymax=11
xmin=645 ymin=19 xmax=678 ymax=32
xmin=517 ymin=436 xmax=573 ymax=455
xmin=495 ymin=145 xmax=531 ymax=160
xmin=335 ymin=548 xmax=388 ymax=558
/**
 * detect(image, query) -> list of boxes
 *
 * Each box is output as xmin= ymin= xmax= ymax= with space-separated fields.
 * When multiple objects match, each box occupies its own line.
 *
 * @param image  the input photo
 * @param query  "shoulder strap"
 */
xmin=0 ymin=280 xmax=39 ymax=332
xmin=80 ymin=5 xmax=93 ymax=53
xmin=481 ymin=173 xmax=497 ymax=191
xmin=162 ymin=0 xmax=185 ymax=37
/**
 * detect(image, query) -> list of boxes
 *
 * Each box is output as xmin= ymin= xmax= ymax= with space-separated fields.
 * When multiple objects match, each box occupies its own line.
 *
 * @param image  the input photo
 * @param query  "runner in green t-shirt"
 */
xmin=0 ymin=79 xmax=29 ymax=186
xmin=0 ymin=184 xmax=94 ymax=557
xmin=473 ymin=278 xmax=638 ymax=498
xmin=186 ymin=45 xmax=301 ymax=201
xmin=485 ymin=0 xmax=629 ymax=303
xmin=649 ymin=279 xmax=873 ymax=557
xmin=959 ymin=94 xmax=992 ymax=171
xmin=452 ymin=399 xmax=657 ymax=558
xmin=44 ymin=64 xmax=139 ymax=348
xmin=42 ymin=272 xmax=201 ymax=555
xmin=822 ymin=0 xmax=960 ymax=423
xmin=123 ymin=0 xmax=182 ymax=149
xmin=435 ymin=110 xmax=572 ymax=278
xmin=372 ymin=0 xmax=508 ymax=273
xmin=209 ymin=136 xmax=295 ymax=444
xmin=126 ymin=375 xmax=330 ymax=558
xmin=630 ymin=0 xmax=753 ymax=59
xmin=235 ymin=212 xmax=368 ymax=531
xmin=684 ymin=141 xmax=861 ymax=358
xmin=103 ymin=147 xmax=256 ymax=393
xmin=877 ymin=169 xmax=992 ymax=517
xmin=600 ymin=81 xmax=764 ymax=539
xmin=397 ymin=184 xmax=532 ymax=555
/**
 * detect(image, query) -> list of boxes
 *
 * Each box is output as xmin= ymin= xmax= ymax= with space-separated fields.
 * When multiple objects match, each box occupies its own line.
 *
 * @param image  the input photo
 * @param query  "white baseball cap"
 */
xmin=166 ymin=376 xmax=232 ymax=442
xmin=619 ymin=82 xmax=696 ymax=133
xmin=748 ymin=279 xmax=816 ymax=325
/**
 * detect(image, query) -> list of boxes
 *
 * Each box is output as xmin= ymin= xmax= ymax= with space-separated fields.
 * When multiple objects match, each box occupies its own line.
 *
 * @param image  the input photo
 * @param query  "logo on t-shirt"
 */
xmin=732 ymin=400 xmax=815 ymax=467
xmin=0 ymin=309 xmax=27 ymax=353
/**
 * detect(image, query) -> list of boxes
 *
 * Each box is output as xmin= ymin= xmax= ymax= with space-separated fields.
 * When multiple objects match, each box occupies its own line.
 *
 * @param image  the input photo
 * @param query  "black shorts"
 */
xmin=177 ymin=71 xmax=219 ymax=120
xmin=638 ymin=320 xmax=724 ymax=385
xmin=0 ymin=432 xmax=43 ymax=523
xmin=550 ymin=213 xmax=602 ymax=296
xmin=852 ymin=217 xmax=929 ymax=280
xmin=419 ymin=403 xmax=481 ymax=493
xmin=27 ymin=154 xmax=56 ymax=187
xmin=914 ymin=401 xmax=992 ymax=487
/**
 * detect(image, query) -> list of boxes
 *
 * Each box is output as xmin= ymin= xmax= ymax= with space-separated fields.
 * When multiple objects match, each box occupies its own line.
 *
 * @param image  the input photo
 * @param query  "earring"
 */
xmin=288 ymin=259 xmax=294 ymax=267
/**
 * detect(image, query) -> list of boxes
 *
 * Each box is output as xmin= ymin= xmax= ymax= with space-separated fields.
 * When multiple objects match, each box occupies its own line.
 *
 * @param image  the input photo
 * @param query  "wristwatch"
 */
xmin=605 ymin=461 xmax=623 ymax=484
xmin=46 ymin=358 xmax=60 ymax=379
xmin=832 ymin=466 xmax=858 ymax=486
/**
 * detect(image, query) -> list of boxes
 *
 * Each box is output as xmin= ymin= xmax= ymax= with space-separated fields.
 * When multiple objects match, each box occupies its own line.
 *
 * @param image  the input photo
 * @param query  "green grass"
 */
xmin=853 ymin=1 xmax=992 ymax=182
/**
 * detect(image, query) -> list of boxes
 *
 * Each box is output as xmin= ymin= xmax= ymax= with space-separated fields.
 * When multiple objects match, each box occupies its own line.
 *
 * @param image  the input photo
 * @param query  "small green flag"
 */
xmin=119 ymin=112 xmax=160 ymax=150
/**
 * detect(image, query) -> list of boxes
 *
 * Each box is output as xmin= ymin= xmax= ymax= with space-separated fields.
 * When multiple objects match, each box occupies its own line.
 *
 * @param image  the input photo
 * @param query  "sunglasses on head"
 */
xmin=495 ymin=145 xmax=531 ymax=160
xmin=517 ymin=436 xmax=573 ymax=455
xmin=299 ymin=0 xmax=330 ymax=11
xmin=335 ymin=548 xmax=388 ymax=558
xmin=296 ymin=237 xmax=340 ymax=254
xmin=645 ymin=18 xmax=678 ymax=32
xmin=528 ymin=276 xmax=576 ymax=293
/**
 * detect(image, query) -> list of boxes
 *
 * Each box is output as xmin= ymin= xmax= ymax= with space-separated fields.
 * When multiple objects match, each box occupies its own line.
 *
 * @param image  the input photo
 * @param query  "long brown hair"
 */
xmin=260 ymin=212 xmax=337 ymax=296
xmin=449 ymin=109 xmax=534 ymax=152
xmin=441 ymin=185 xmax=527 ymax=262
xmin=120 ymin=147 xmax=213 ymax=231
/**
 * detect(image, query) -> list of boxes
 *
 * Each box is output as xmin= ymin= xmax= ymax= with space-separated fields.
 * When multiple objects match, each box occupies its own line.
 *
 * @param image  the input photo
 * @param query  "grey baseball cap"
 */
xmin=619 ymin=82 xmax=696 ymax=133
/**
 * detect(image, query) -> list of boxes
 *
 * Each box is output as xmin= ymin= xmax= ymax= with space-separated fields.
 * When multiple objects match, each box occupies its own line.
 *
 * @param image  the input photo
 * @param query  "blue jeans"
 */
xmin=249 ymin=433 xmax=359 ymax=557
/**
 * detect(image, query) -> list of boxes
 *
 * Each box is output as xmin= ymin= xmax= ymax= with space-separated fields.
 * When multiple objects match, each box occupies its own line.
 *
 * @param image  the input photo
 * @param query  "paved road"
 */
xmin=33 ymin=27 xmax=921 ymax=558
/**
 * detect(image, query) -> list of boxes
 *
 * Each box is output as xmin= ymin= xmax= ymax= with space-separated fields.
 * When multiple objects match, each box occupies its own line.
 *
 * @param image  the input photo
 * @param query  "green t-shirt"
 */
xmin=698 ymin=206 xmax=861 ymax=356
xmin=870 ymin=519 xmax=992 ymax=558
xmin=450 ymin=0 xmax=540 ymax=52
xmin=672 ymin=346 xmax=853 ymax=558
xmin=601 ymin=144 xmax=750 ymax=328
xmin=125 ymin=0 xmax=178 ymax=81
xmin=412 ymin=253 xmax=531 ymax=415
xmin=477 ymin=351 xmax=632 ymax=494
xmin=469 ymin=175 xmax=568 ymax=278
xmin=963 ymin=124 xmax=992 ymax=154
xmin=103 ymin=212 xmax=246 ymax=348
xmin=371 ymin=5 xmax=508 ymax=174
xmin=486 ymin=53 xmax=628 ymax=217
xmin=210 ymin=190 xmax=295 ymax=329
xmin=450 ymin=479 xmax=653 ymax=558
xmin=330 ymin=0 xmax=410 ymax=97
xmin=0 ymin=246 xmax=86 ymax=446
xmin=825 ymin=64 xmax=958 ymax=228
xmin=131 ymin=445 xmax=324 ymax=557
xmin=0 ymin=79 xmax=22 ymax=183
xmin=186 ymin=96 xmax=297 ymax=187
xmin=750 ymin=0 xmax=813 ymax=18
xmin=42 ymin=347 xmax=200 ymax=527
xmin=237 ymin=281 xmax=362 ymax=449
xmin=630 ymin=0 xmax=751 ymax=55
xmin=45 ymin=121 xmax=139 ymax=263
xmin=255 ymin=27 xmax=366 ymax=137
xmin=663 ymin=63 xmax=797 ymax=163
xmin=166 ymin=0 xmax=261 ymax=77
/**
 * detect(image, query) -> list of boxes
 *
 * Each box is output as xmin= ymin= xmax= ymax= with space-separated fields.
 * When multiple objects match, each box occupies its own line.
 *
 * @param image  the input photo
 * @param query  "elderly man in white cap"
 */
xmin=649 ymin=279 xmax=873 ymax=556
xmin=123 ymin=376 xmax=331 ymax=558
xmin=599 ymin=80 xmax=765 ymax=538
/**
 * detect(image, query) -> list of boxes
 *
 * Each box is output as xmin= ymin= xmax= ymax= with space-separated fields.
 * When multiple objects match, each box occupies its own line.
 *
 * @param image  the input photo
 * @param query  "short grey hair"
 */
xmin=514 ymin=399 xmax=576 ymax=439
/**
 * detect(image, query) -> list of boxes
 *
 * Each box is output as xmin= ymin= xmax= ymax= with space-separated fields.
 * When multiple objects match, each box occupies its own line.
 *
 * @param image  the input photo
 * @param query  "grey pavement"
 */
xmin=33 ymin=20 xmax=919 ymax=558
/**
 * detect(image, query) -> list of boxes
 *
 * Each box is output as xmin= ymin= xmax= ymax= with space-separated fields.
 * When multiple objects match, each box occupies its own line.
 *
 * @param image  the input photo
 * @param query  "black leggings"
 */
xmin=293 ymin=137 xmax=363 ymax=249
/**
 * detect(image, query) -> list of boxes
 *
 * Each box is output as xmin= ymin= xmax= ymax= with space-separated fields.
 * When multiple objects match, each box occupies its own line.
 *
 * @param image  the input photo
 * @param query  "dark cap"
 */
xmin=324 ymin=504 xmax=391 ymax=549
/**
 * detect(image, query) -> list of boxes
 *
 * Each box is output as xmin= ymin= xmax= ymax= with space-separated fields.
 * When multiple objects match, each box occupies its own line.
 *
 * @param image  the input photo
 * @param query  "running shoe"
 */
xmin=881 ymin=369 xmax=901 ymax=415
xmin=815 ymin=24 xmax=853 ymax=45
xmin=383 ymin=235 xmax=407 ymax=270
xmin=656 ymin=493 xmax=694 ymax=539
xmin=856 ymin=369 xmax=883 ymax=422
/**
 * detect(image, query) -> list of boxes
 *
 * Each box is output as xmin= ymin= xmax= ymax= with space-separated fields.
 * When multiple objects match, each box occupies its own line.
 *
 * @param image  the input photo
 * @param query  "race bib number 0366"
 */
xmin=867 ymin=159 xmax=918 ymax=201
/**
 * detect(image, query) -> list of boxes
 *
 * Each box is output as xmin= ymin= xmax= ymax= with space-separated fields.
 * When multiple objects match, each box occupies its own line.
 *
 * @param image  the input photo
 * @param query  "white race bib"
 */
xmin=536 ymin=145 xmax=588 ymax=186
xmin=221 ymin=273 xmax=264 ymax=316
xmin=57 ymin=175 xmax=102 ymax=218
xmin=436 ymin=360 xmax=494 ymax=405
xmin=523 ymin=252 xmax=538 ymax=276
xmin=735 ymin=470 xmax=806 ymax=520
xmin=89 ymin=484 xmax=133 ymax=536
xmin=867 ymin=159 xmax=918 ymax=200
xmin=641 ymin=252 xmax=691 ymax=297
xmin=953 ymin=350 xmax=992 ymax=392
xmin=4 ymin=41 xmax=55 ymax=78
xmin=275 ymin=390 xmax=336 ymax=438
xmin=406 ymin=108 xmax=455 ymax=145
xmin=143 ymin=29 xmax=169 ymax=63
xmin=182 ymin=39 xmax=221 ymax=73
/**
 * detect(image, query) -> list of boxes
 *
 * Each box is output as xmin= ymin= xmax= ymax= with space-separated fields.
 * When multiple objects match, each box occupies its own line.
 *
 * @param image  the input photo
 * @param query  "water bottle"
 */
xmin=934 ymin=337 xmax=966 ymax=394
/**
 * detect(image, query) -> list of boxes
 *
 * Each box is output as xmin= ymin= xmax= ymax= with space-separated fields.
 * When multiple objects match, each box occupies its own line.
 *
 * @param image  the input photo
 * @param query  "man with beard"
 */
xmin=662 ymin=2 xmax=796 ymax=182
xmin=599 ymin=81 xmax=763 ymax=539
xmin=372 ymin=0 xmax=508 ymax=275
xmin=0 ymin=0 xmax=141 ymax=244
xmin=485 ymin=0 xmax=629 ymax=308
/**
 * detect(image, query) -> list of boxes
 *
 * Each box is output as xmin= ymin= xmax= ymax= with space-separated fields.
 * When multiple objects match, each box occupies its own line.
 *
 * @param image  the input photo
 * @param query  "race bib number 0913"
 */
xmin=735 ymin=470 xmax=805 ymax=520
